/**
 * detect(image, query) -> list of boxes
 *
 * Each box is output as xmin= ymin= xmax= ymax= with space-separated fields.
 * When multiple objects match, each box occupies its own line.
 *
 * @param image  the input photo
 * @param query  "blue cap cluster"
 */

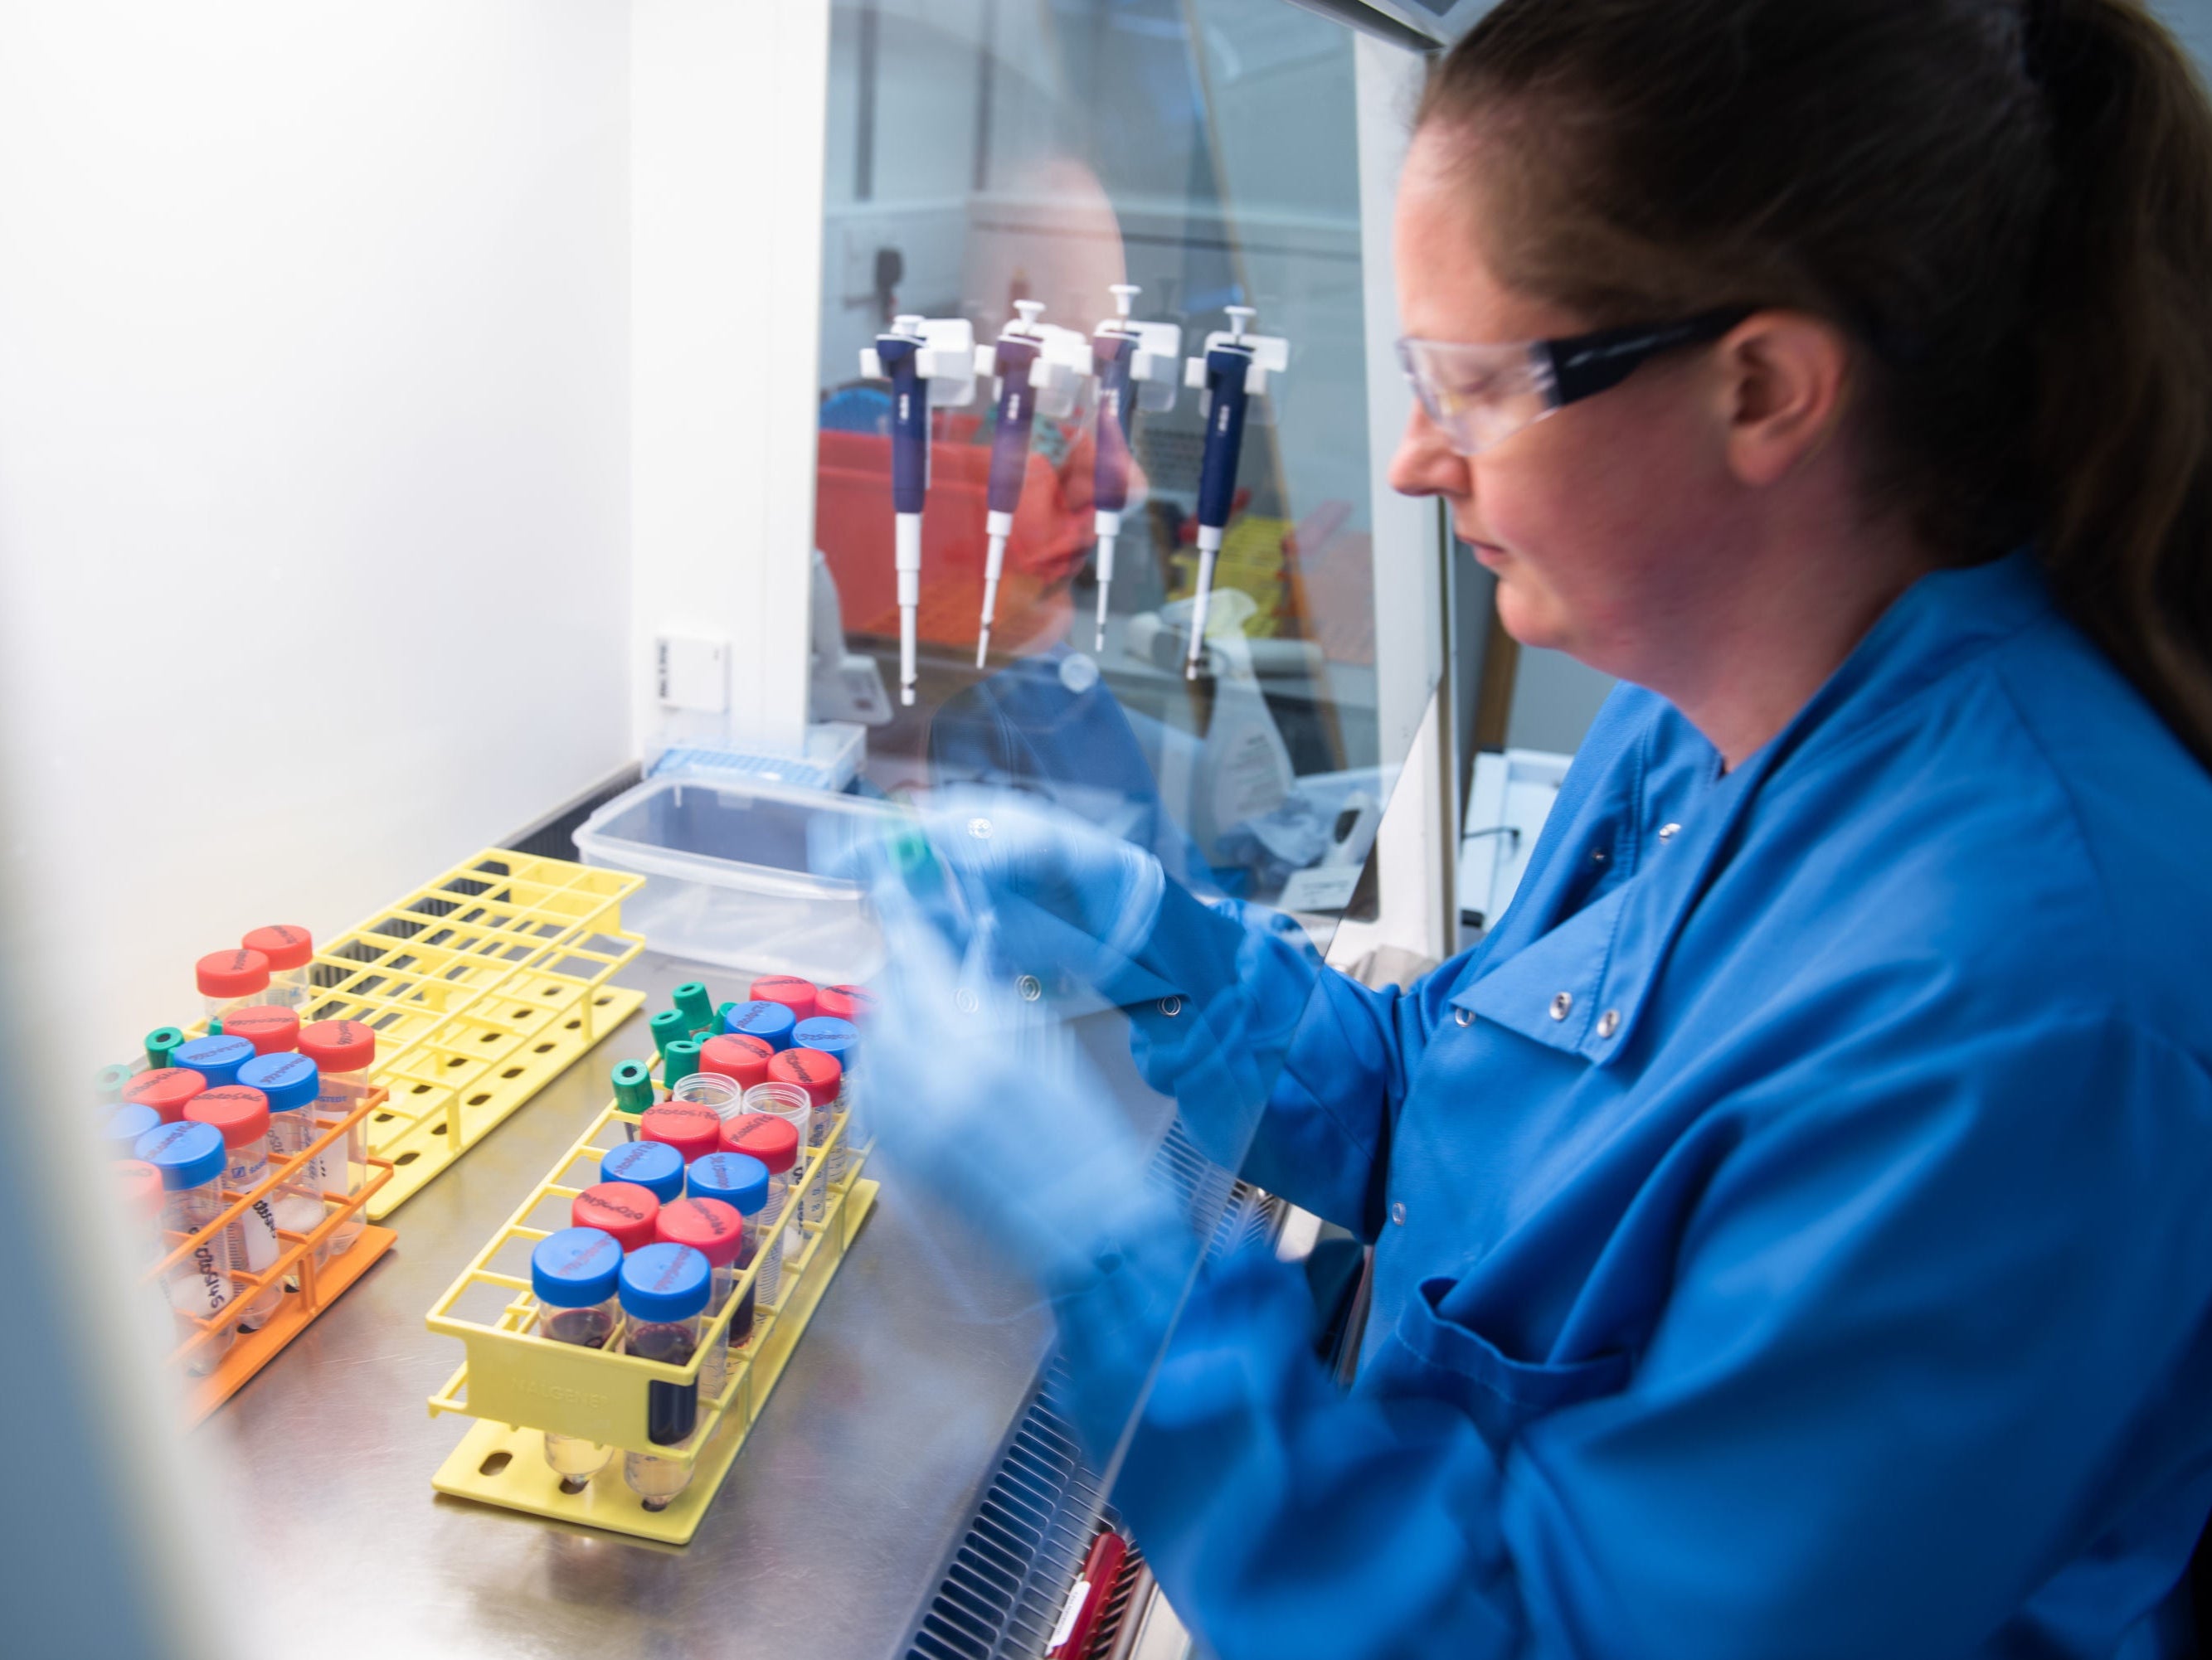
xmin=720 ymin=1000 xmax=795 ymax=1051
xmin=600 ymin=1139 xmax=684 ymax=1202
xmin=135 ymin=1120 xmax=227 ymax=1190
xmin=687 ymin=1151 xmax=769 ymax=1215
xmin=531 ymin=1226 xmax=625 ymax=1307
xmin=618 ymin=1241 xmax=712 ymax=1323
xmin=174 ymin=1033 xmax=255 ymax=1089
xmin=239 ymin=1051 xmax=320 ymax=1113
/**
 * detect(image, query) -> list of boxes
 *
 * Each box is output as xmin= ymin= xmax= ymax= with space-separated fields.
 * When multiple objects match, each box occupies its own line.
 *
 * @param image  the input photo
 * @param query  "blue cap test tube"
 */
xmin=101 ymin=1102 xmax=163 ymax=1158
xmin=600 ymin=1139 xmax=684 ymax=1204
xmin=791 ymin=1015 xmax=859 ymax=1185
xmin=136 ymin=1119 xmax=237 ymax=1373
xmin=719 ymin=1000 xmax=795 ymax=1051
xmin=531 ymin=1226 xmax=625 ymax=1492
xmin=618 ymin=1242 xmax=712 ymax=1511
xmin=241 ymin=1051 xmax=328 ymax=1250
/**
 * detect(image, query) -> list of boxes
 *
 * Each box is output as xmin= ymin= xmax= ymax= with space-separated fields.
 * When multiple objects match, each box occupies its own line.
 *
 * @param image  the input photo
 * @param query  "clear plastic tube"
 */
xmin=184 ymin=1086 xmax=284 ymax=1330
xmin=297 ymin=1024 xmax=376 ymax=1254
xmin=668 ymin=1070 xmax=741 ymax=1120
xmin=619 ymin=1244 xmax=712 ymax=1512
xmin=137 ymin=1122 xmax=236 ymax=1375
xmin=741 ymin=1083 xmax=811 ymax=1287
xmin=531 ymin=1228 xmax=625 ymax=1493
xmin=242 ymin=926 xmax=315 ymax=1010
xmin=197 ymin=948 xmax=271 ymax=1022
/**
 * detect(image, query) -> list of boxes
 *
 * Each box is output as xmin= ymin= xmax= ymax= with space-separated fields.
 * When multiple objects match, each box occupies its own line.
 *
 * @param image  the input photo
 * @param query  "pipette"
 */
xmin=972 ymin=302 xmax=1089 ymax=668
xmin=1087 ymin=285 xmax=1182 ymax=650
xmin=860 ymin=315 xmax=977 ymax=706
xmin=1181 ymin=305 xmax=1291 ymax=679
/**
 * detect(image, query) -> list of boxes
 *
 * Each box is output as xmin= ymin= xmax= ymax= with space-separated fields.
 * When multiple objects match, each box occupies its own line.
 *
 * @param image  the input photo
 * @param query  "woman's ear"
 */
xmin=1715 ymin=311 xmax=1852 ymax=488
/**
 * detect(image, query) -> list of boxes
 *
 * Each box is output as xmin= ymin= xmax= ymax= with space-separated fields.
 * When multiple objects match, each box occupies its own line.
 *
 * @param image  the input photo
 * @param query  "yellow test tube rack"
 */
xmin=424 ymin=1066 xmax=877 ymax=1545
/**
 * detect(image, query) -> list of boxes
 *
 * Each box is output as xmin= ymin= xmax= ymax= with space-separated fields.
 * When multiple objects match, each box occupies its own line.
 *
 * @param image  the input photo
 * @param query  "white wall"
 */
xmin=0 ymin=2 xmax=633 ymax=1062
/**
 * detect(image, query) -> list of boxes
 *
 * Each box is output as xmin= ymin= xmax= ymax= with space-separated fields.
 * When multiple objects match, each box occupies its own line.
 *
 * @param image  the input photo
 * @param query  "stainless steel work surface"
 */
xmin=212 ymin=950 xmax=1053 ymax=1660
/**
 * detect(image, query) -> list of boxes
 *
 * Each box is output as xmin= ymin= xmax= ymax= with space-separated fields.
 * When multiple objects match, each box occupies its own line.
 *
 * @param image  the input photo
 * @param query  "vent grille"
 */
xmin=904 ymin=1176 xmax=1281 ymax=1660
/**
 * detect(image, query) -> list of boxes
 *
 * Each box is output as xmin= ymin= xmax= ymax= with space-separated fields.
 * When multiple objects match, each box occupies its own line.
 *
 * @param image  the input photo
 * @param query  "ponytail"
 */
xmin=2026 ymin=0 xmax=2212 ymax=768
xmin=1420 ymin=0 xmax=2212 ymax=769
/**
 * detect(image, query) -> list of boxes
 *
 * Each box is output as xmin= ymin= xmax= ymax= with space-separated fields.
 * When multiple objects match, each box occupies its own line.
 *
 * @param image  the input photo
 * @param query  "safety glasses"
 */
xmin=1396 ymin=308 xmax=1751 ymax=456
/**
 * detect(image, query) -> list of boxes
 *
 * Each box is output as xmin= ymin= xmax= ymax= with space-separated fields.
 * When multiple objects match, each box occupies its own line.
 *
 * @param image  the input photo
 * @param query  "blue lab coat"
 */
xmin=1078 ymin=552 xmax=2212 ymax=1658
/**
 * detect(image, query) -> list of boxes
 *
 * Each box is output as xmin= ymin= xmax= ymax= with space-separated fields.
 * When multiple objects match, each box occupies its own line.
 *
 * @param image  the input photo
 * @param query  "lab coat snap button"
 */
xmin=1597 ymin=1008 xmax=1621 ymax=1039
xmin=967 ymin=816 xmax=993 ymax=839
xmin=1658 ymin=823 xmax=1680 ymax=842
xmin=1391 ymin=1202 xmax=1407 ymax=1226
xmin=1453 ymin=1007 xmax=1474 ymax=1028
xmin=1159 ymin=996 xmax=1184 ymax=1018
xmin=1016 ymin=974 xmax=1043 ymax=1002
xmin=1549 ymin=991 xmax=1573 ymax=1022
xmin=1591 ymin=847 xmax=1608 ymax=864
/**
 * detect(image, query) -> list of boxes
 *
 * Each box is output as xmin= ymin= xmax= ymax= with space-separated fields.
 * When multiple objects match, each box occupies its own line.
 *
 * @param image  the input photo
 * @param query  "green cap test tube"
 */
xmin=664 ymin=1038 xmax=703 ymax=1092
xmin=612 ymin=1058 xmax=655 ymax=1119
xmin=144 ymin=1027 xmax=186 ymax=1071
xmin=649 ymin=1007 xmax=687 ymax=1062
xmin=673 ymin=981 xmax=715 ymax=1036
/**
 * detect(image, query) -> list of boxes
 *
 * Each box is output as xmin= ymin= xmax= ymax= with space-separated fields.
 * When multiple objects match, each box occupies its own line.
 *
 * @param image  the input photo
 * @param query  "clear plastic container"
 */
xmin=720 ymin=1109 xmax=800 ymax=1303
xmin=197 ymin=949 xmax=271 ymax=1022
xmin=655 ymin=1197 xmax=747 ymax=1402
xmin=124 ymin=1066 xmax=205 ymax=1125
xmin=173 ymin=1033 xmax=255 ymax=1090
xmin=135 ymin=1120 xmax=236 ymax=1373
xmin=184 ymin=1085 xmax=284 ymax=1329
xmin=618 ymin=1243 xmax=712 ymax=1511
xmin=571 ymin=774 xmax=893 ymax=983
xmin=571 ymin=1181 xmax=659 ymax=1252
xmin=246 ymin=1053 xmax=331 ymax=1265
xmin=666 ymin=1071 xmax=741 ymax=1122
xmin=531 ymin=1227 xmax=624 ymax=1493
xmin=686 ymin=1152 xmax=770 ymax=1350
xmin=765 ymin=1051 xmax=840 ymax=1227
xmin=698 ymin=1034 xmax=775 ymax=1103
xmin=790 ymin=1017 xmax=859 ymax=1187
xmin=599 ymin=1139 xmax=684 ymax=1205
xmin=296 ymin=1022 xmax=374 ymax=1253
xmin=241 ymin=925 xmax=315 ymax=1009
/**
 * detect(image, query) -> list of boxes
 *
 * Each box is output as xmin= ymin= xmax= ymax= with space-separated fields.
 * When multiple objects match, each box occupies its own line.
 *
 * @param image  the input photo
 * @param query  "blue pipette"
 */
xmin=975 ymin=300 xmax=1053 ymax=668
xmin=861 ymin=315 xmax=976 ymax=706
xmin=1181 ymin=305 xmax=1290 ymax=679
xmin=1087 ymin=284 xmax=1182 ymax=650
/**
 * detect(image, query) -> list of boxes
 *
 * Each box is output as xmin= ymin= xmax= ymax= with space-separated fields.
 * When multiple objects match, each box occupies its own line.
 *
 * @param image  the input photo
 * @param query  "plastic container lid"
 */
xmin=186 ymin=1085 xmax=271 ymax=1148
xmin=96 ymin=1062 xmax=135 ymax=1103
xmin=688 ymin=1151 xmax=770 ymax=1216
xmin=656 ymin=1196 xmax=746 ymax=1268
xmin=749 ymin=976 xmax=818 ymax=1022
xmin=135 ymin=1119 xmax=227 ymax=1190
xmin=102 ymin=1102 xmax=163 ymax=1154
xmin=238 ymin=1051 xmax=321 ymax=1113
xmin=599 ymin=1139 xmax=685 ymax=1203
xmin=114 ymin=1159 xmax=165 ymax=1222
xmin=720 ymin=1112 xmax=798 ymax=1176
xmin=241 ymin=925 xmax=314 ymax=972
xmin=612 ymin=1058 xmax=656 ymax=1117
xmin=721 ymin=1000 xmax=796 ymax=1051
xmin=124 ymin=1066 xmax=207 ymax=1124
xmin=618 ymin=1241 xmax=712 ymax=1323
xmin=221 ymin=1004 xmax=301 ymax=1056
xmin=298 ymin=1019 xmax=375 ymax=1074
xmin=699 ymin=1033 xmax=775 ymax=1090
xmin=531 ymin=1226 xmax=625 ymax=1308
xmin=816 ymin=984 xmax=879 ymax=1023
xmin=664 ymin=1039 xmax=704 ymax=1085
xmin=791 ymin=1017 xmax=858 ymax=1071
xmin=197 ymin=948 xmax=271 ymax=999
xmin=768 ymin=1046 xmax=842 ymax=1109
xmin=642 ymin=1101 xmax=722 ymax=1163
xmin=174 ymin=1034 xmax=255 ymax=1089
xmin=571 ymin=1182 xmax=661 ymax=1253
xmin=673 ymin=981 xmax=716 ymax=1028
xmin=649 ymin=1008 xmax=688 ymax=1057
xmin=143 ymin=1027 xmax=187 ymax=1070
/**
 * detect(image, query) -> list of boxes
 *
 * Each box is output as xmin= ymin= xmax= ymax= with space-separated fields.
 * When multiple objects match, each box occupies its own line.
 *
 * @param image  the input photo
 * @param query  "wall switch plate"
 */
xmin=655 ymin=634 xmax=728 ymax=712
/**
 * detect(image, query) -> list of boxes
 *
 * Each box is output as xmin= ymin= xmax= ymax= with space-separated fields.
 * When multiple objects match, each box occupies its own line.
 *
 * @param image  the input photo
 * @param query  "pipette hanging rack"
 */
xmin=178 ymin=852 xmax=649 ymax=1218
xmin=154 ymin=1085 xmax=398 ymax=1422
xmin=424 ymin=1052 xmax=877 ymax=1545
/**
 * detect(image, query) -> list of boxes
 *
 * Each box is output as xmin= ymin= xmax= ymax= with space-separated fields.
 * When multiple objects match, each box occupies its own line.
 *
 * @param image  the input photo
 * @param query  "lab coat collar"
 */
xmin=1451 ymin=553 xmax=2051 ymax=1066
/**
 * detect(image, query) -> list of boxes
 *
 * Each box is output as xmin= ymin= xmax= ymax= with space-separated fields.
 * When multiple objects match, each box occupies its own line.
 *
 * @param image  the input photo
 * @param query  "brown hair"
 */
xmin=1420 ymin=0 xmax=2212 ymax=767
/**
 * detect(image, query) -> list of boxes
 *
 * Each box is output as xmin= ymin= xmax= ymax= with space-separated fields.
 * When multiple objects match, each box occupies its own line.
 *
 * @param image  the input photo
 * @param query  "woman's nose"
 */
xmin=1388 ymin=401 xmax=1468 ymax=500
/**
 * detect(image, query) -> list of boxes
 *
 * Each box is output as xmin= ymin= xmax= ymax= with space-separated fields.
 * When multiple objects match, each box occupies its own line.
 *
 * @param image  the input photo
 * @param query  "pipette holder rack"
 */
xmin=424 ymin=1062 xmax=878 ymax=1545
xmin=182 ymin=851 xmax=649 ymax=1218
xmin=158 ymin=1085 xmax=398 ymax=1422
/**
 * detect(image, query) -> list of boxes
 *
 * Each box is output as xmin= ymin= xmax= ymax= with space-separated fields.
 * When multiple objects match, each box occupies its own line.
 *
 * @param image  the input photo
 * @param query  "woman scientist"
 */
xmin=849 ymin=1 xmax=2212 ymax=1653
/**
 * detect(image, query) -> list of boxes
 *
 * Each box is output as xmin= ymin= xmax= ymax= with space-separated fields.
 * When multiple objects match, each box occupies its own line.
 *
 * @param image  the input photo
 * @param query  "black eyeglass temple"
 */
xmin=1543 ymin=308 xmax=1754 ymax=406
